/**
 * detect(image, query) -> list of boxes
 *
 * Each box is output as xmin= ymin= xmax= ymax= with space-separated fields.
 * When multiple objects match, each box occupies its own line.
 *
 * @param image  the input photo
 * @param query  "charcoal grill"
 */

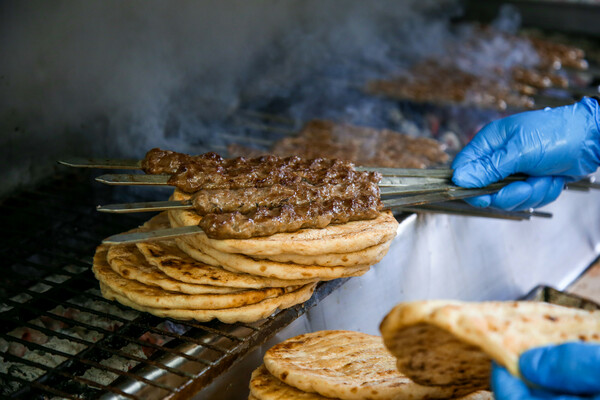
xmin=0 ymin=170 xmax=352 ymax=399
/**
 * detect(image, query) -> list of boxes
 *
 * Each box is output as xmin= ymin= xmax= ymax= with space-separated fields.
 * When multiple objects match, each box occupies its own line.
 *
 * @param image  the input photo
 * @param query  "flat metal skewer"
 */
xmin=59 ymin=157 xmax=455 ymax=179
xmin=101 ymin=189 xmax=549 ymax=245
xmin=59 ymin=158 xmax=142 ymax=169
xmin=97 ymin=183 xmax=457 ymax=214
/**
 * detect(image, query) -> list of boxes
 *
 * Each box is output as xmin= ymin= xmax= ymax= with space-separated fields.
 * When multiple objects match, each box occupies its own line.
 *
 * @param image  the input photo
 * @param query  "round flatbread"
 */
xmin=94 ymin=245 xmax=296 ymax=310
xmin=457 ymin=391 xmax=494 ymax=400
xmin=380 ymin=300 xmax=600 ymax=394
xmin=107 ymin=242 xmax=242 ymax=294
xmin=169 ymin=190 xmax=398 ymax=256
xmin=263 ymin=330 xmax=458 ymax=400
xmin=137 ymin=214 xmax=318 ymax=288
xmin=250 ymin=364 xmax=333 ymax=400
xmin=100 ymin=282 xmax=317 ymax=323
xmin=253 ymin=240 xmax=392 ymax=268
xmin=176 ymin=236 xmax=371 ymax=280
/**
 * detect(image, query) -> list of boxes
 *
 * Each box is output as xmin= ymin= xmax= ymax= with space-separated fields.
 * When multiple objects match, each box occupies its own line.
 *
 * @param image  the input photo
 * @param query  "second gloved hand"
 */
xmin=492 ymin=342 xmax=600 ymax=400
xmin=452 ymin=97 xmax=600 ymax=210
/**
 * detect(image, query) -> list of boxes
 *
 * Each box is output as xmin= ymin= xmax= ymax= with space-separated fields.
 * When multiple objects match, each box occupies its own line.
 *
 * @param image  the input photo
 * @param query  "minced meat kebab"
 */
xmin=141 ymin=149 xmax=384 ymax=239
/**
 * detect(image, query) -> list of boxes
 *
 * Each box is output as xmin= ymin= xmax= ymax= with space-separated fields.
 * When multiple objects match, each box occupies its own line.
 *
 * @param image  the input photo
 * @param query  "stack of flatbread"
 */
xmin=248 ymin=330 xmax=493 ymax=400
xmin=93 ymin=190 xmax=398 ymax=323
xmin=380 ymin=300 xmax=600 ymax=395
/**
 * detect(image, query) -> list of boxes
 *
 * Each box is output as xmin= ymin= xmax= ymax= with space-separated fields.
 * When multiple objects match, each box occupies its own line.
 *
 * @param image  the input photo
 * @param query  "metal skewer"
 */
xmin=59 ymin=157 xmax=455 ymax=179
xmin=58 ymin=158 xmax=142 ymax=170
xmin=100 ymin=185 xmax=548 ymax=245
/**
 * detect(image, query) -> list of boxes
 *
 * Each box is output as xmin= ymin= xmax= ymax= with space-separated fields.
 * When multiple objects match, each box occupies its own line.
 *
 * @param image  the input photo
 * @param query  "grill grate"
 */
xmin=0 ymin=170 xmax=346 ymax=399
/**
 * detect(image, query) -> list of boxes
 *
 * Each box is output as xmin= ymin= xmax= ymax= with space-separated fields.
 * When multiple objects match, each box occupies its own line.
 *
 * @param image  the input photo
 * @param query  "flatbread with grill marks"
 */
xmin=137 ymin=213 xmax=318 ymax=288
xmin=263 ymin=330 xmax=459 ymax=400
xmin=169 ymin=190 xmax=398 ymax=256
xmin=252 ymin=240 xmax=392 ymax=268
xmin=249 ymin=364 xmax=333 ymax=400
xmin=380 ymin=300 xmax=600 ymax=394
xmin=249 ymin=364 xmax=494 ymax=400
xmin=107 ymin=242 xmax=242 ymax=294
xmin=94 ymin=245 xmax=297 ymax=310
xmin=100 ymin=282 xmax=316 ymax=323
xmin=174 ymin=234 xmax=371 ymax=281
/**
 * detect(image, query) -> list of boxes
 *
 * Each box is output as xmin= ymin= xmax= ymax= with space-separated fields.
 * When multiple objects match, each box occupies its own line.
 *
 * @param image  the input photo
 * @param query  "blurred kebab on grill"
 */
xmin=228 ymin=119 xmax=450 ymax=169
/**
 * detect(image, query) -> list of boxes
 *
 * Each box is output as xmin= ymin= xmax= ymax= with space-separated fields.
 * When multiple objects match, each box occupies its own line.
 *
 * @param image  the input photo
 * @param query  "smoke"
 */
xmin=1 ymin=0 xmax=526 ymax=196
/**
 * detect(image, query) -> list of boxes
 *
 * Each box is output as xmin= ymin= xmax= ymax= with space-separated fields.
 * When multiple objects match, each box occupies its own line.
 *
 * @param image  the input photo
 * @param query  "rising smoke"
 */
xmin=0 ymin=0 xmax=527 ymax=196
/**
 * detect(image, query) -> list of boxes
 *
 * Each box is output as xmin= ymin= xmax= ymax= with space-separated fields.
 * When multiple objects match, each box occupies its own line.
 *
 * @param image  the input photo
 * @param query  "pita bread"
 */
xmin=250 ymin=364 xmax=333 ymax=400
xmin=169 ymin=190 xmax=398 ymax=256
xmin=137 ymin=214 xmax=317 ymax=288
xmin=252 ymin=240 xmax=392 ymax=268
xmin=249 ymin=364 xmax=492 ymax=400
xmin=263 ymin=330 xmax=458 ymax=400
xmin=457 ymin=391 xmax=494 ymax=400
xmin=94 ymin=246 xmax=295 ymax=310
xmin=380 ymin=300 xmax=600 ymax=393
xmin=107 ymin=242 xmax=243 ymax=294
xmin=176 ymin=236 xmax=371 ymax=280
xmin=100 ymin=282 xmax=316 ymax=323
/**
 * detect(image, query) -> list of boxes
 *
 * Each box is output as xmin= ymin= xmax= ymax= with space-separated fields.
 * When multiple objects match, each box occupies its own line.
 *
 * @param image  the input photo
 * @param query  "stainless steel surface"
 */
xmin=199 ymin=175 xmax=600 ymax=399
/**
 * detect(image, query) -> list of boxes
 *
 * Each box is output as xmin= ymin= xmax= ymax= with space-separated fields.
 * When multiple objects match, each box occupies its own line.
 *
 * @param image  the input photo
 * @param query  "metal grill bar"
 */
xmin=0 ymin=335 xmax=142 ymax=399
xmin=0 ymin=318 xmax=191 ymax=380
xmin=1 ymin=296 xmax=213 ymax=367
xmin=0 ymin=370 xmax=81 ymax=400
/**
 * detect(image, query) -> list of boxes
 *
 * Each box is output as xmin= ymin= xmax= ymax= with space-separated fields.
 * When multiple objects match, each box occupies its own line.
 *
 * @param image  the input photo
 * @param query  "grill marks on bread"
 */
xmin=380 ymin=300 xmax=600 ymax=395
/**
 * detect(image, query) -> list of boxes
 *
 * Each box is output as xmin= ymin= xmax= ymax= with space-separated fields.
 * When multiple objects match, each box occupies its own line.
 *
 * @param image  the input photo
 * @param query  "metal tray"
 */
xmin=522 ymin=285 xmax=600 ymax=310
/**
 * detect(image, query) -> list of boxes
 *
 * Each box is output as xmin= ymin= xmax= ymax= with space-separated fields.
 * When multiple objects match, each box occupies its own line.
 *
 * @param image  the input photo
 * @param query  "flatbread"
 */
xmin=169 ymin=190 xmax=398 ymax=256
xmin=176 ymin=236 xmax=371 ymax=281
xmin=253 ymin=240 xmax=392 ymax=268
xmin=263 ymin=330 xmax=458 ymax=400
xmin=137 ymin=214 xmax=317 ymax=288
xmin=107 ymin=243 xmax=242 ymax=294
xmin=249 ymin=364 xmax=492 ymax=400
xmin=457 ymin=391 xmax=494 ymax=400
xmin=100 ymin=282 xmax=317 ymax=323
xmin=94 ymin=245 xmax=296 ymax=310
xmin=380 ymin=300 xmax=600 ymax=393
xmin=250 ymin=364 xmax=333 ymax=400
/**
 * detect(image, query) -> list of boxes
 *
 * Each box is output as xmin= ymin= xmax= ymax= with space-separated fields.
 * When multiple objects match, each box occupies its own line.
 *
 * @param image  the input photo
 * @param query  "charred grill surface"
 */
xmin=198 ymin=195 xmax=384 ymax=239
xmin=191 ymin=178 xmax=380 ymax=215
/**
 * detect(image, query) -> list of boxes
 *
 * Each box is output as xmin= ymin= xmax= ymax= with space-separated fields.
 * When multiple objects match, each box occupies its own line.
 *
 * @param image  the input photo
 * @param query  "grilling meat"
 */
xmin=511 ymin=66 xmax=568 ymax=90
xmin=144 ymin=149 xmax=385 ymax=238
xmin=528 ymin=36 xmax=587 ymax=70
xmin=268 ymin=120 xmax=449 ymax=169
xmin=191 ymin=178 xmax=380 ymax=215
xmin=199 ymin=195 xmax=383 ymax=239
xmin=367 ymin=61 xmax=535 ymax=111
xmin=167 ymin=157 xmax=370 ymax=193
xmin=142 ymin=148 xmax=225 ymax=174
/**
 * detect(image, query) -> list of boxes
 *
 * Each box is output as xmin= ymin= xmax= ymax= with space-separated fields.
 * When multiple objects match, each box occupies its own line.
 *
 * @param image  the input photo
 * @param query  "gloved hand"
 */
xmin=452 ymin=97 xmax=600 ymax=210
xmin=491 ymin=342 xmax=600 ymax=400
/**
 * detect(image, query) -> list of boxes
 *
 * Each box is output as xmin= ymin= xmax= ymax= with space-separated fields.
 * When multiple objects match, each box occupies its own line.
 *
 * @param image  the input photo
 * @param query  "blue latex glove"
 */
xmin=452 ymin=97 xmax=600 ymax=211
xmin=492 ymin=343 xmax=600 ymax=400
